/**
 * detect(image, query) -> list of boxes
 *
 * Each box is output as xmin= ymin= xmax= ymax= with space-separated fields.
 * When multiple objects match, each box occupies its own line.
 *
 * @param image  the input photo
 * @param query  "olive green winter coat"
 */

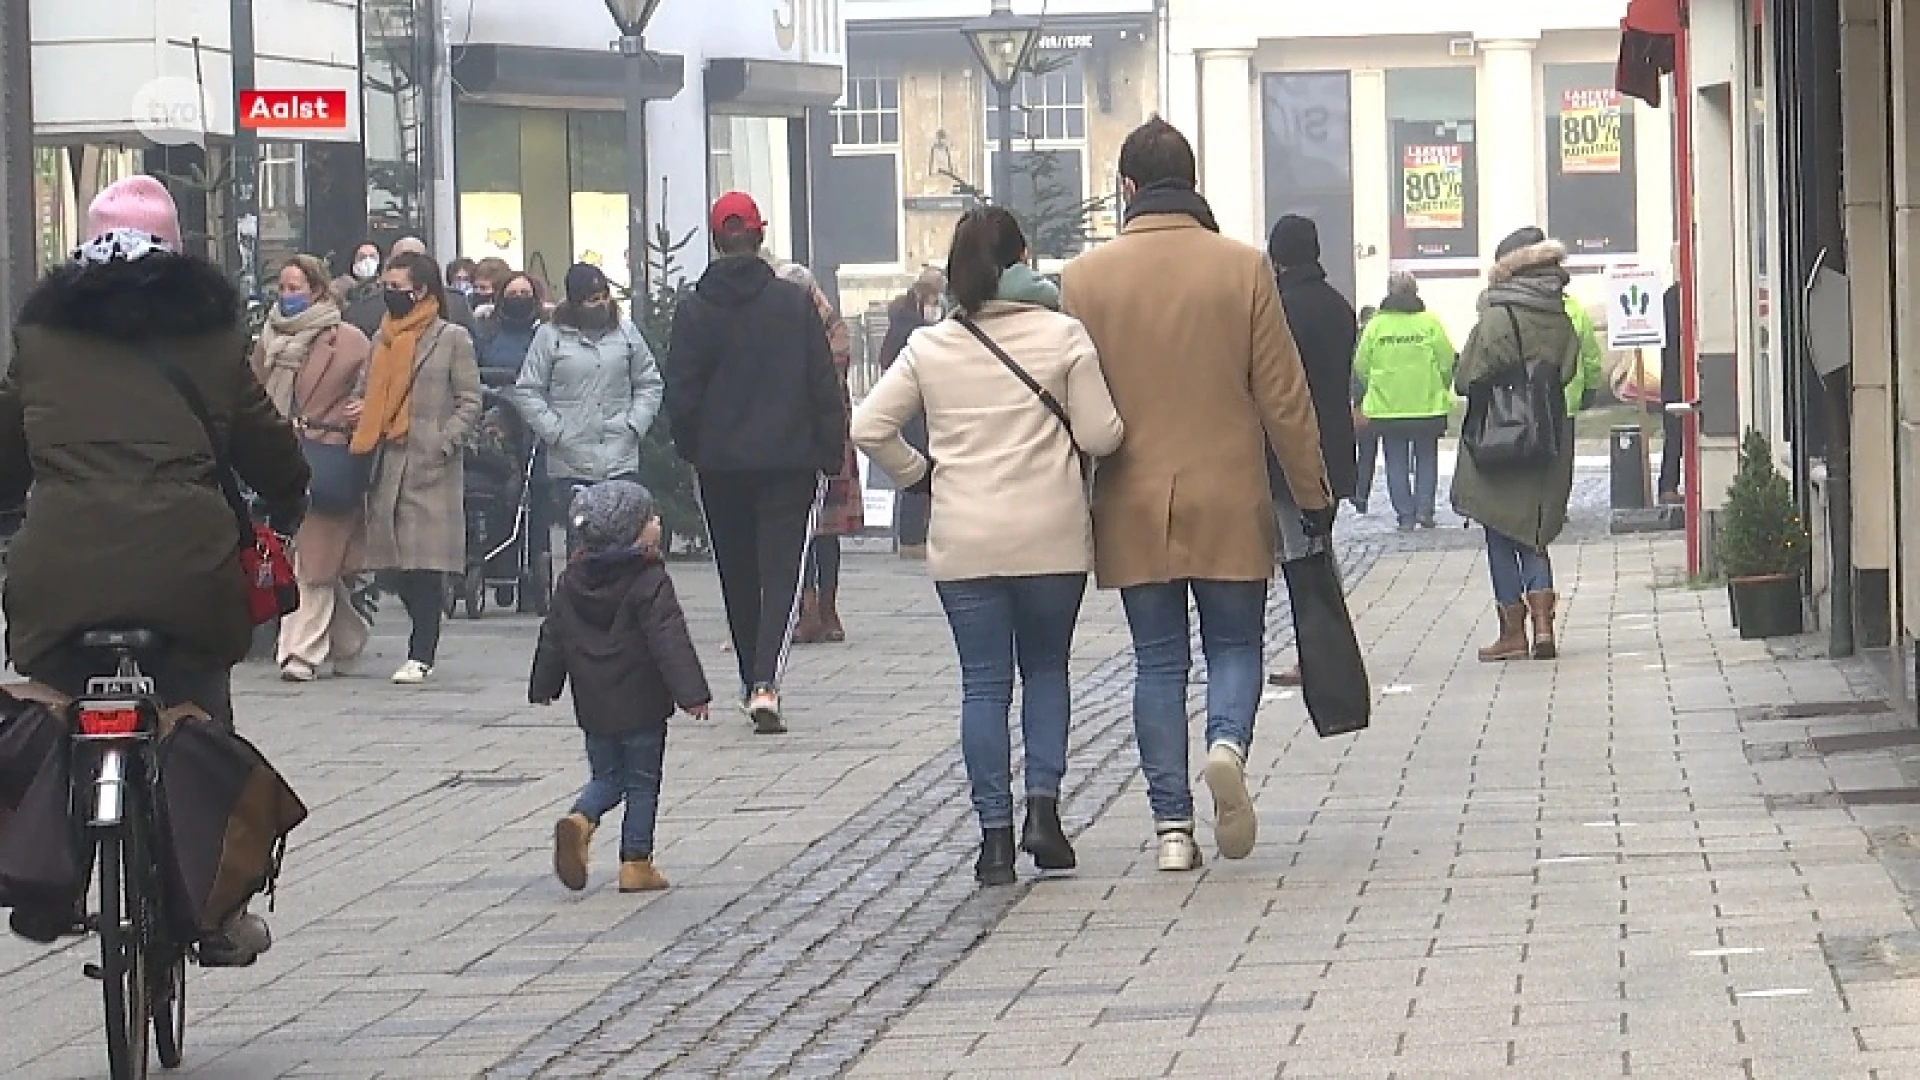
xmin=1449 ymin=240 xmax=1581 ymax=551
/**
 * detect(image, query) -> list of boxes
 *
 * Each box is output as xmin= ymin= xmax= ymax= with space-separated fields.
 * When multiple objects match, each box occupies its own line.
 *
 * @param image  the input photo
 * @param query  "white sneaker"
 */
xmin=1204 ymin=741 xmax=1257 ymax=860
xmin=391 ymin=660 xmax=432 ymax=685
xmin=1156 ymin=824 xmax=1202 ymax=872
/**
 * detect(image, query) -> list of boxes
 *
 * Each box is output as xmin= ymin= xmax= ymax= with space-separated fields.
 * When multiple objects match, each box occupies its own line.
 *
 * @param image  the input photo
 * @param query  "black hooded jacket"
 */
xmin=663 ymin=256 xmax=846 ymax=473
xmin=1270 ymin=263 xmax=1360 ymax=502
xmin=529 ymin=549 xmax=711 ymax=735
xmin=2 ymin=254 xmax=311 ymax=674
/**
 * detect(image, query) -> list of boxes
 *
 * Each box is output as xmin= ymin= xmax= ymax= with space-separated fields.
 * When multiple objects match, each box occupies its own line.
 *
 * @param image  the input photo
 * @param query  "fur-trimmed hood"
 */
xmin=1489 ymin=239 xmax=1568 ymax=284
xmin=17 ymin=254 xmax=242 ymax=341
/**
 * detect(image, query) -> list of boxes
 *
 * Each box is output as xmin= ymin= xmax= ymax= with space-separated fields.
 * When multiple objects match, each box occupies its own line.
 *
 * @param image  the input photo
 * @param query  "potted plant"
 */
xmin=1716 ymin=429 xmax=1810 ymax=639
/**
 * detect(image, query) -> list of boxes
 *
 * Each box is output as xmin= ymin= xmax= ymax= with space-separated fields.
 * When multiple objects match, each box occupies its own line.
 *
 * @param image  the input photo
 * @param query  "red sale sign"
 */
xmin=238 ymin=90 xmax=349 ymax=130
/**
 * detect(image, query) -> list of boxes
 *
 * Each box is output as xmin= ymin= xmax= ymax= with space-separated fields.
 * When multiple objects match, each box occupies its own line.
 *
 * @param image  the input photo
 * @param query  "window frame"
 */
xmin=832 ymin=65 xmax=902 ymax=151
xmin=825 ymin=146 xmax=907 ymax=273
xmin=1383 ymin=67 xmax=1481 ymax=272
xmin=984 ymin=54 xmax=1093 ymax=268
xmin=1543 ymin=63 xmax=1640 ymax=268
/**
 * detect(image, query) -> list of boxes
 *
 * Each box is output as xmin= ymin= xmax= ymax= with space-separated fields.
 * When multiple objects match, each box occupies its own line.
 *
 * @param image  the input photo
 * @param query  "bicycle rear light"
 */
xmin=77 ymin=707 xmax=141 ymax=737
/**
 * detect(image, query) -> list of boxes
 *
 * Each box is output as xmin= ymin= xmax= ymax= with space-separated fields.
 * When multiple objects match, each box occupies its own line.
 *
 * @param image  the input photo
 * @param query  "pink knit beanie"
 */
xmin=78 ymin=175 xmax=183 ymax=262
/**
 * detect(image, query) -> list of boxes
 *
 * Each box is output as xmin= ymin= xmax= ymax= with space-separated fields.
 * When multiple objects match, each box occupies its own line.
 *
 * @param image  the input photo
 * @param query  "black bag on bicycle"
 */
xmin=0 ymin=691 xmax=85 ymax=910
xmin=1461 ymin=306 xmax=1565 ymax=473
xmin=152 ymin=714 xmax=308 ymax=937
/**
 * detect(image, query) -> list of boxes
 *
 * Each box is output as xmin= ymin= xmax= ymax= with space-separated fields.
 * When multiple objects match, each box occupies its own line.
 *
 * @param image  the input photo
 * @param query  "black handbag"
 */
xmin=1461 ymin=306 xmax=1565 ymax=472
xmin=1282 ymin=540 xmax=1371 ymax=738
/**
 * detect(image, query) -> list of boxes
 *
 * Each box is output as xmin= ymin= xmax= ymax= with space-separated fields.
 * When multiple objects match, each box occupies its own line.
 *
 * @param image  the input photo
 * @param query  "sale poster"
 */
xmin=1560 ymin=89 xmax=1624 ymax=174
xmin=1401 ymin=144 xmax=1464 ymax=231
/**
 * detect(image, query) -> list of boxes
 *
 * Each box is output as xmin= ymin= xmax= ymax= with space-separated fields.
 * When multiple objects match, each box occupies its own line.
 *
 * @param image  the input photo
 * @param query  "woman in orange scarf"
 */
xmin=355 ymin=251 xmax=484 ymax=684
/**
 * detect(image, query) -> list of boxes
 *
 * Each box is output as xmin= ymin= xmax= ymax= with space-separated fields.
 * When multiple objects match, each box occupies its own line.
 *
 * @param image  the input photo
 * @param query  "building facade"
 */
xmin=832 ymin=0 xmax=1160 ymax=317
xmin=26 ymin=0 xmax=365 ymax=275
xmin=447 ymin=0 xmax=847 ymax=295
xmin=1167 ymin=0 xmax=1674 ymax=343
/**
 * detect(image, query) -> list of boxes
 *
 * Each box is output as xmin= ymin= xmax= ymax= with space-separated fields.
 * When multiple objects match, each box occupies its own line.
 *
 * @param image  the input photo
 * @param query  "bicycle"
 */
xmin=71 ymin=628 xmax=189 ymax=1079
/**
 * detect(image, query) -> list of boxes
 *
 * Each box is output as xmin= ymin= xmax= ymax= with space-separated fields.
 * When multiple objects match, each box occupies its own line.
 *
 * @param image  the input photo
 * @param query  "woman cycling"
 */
xmin=0 ymin=176 xmax=310 ymax=959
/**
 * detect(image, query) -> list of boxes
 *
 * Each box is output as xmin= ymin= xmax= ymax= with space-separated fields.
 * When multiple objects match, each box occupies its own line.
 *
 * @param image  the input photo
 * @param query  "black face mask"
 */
xmin=576 ymin=304 xmax=613 ymax=330
xmin=500 ymin=296 xmax=538 ymax=323
xmin=383 ymin=289 xmax=419 ymax=319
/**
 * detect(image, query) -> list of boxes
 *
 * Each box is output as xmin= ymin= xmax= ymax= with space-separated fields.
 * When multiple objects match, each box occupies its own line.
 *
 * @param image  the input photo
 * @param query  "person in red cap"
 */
xmin=663 ymin=192 xmax=847 ymax=734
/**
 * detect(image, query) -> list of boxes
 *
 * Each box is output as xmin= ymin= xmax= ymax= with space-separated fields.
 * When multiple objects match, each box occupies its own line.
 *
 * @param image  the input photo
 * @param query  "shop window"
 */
xmin=361 ymin=0 xmax=432 ymax=242
xmin=707 ymin=115 xmax=794 ymax=262
xmin=1262 ymin=72 xmax=1357 ymax=305
xmin=455 ymin=105 xmax=525 ymax=273
xmin=256 ymin=141 xmax=307 ymax=275
xmin=1545 ymin=64 xmax=1638 ymax=260
xmin=1385 ymin=68 xmax=1478 ymax=268
xmin=833 ymin=66 xmax=900 ymax=148
xmin=568 ymin=111 xmax=629 ymax=289
xmin=985 ymin=55 xmax=1091 ymax=261
xmin=819 ymin=154 xmax=901 ymax=266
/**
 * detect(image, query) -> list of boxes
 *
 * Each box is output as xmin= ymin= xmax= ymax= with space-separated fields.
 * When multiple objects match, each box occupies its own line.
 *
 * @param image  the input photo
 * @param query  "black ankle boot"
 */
xmin=1020 ymin=796 xmax=1077 ymax=871
xmin=975 ymin=826 xmax=1017 ymax=886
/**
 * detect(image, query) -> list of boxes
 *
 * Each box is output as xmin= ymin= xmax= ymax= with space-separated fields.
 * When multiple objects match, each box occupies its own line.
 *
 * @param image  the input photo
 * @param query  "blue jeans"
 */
xmin=1379 ymin=427 xmax=1441 ymax=526
xmin=1485 ymin=528 xmax=1553 ymax=605
xmin=935 ymin=574 xmax=1088 ymax=830
xmin=1121 ymin=580 xmax=1267 ymax=824
xmin=572 ymin=728 xmax=668 ymax=861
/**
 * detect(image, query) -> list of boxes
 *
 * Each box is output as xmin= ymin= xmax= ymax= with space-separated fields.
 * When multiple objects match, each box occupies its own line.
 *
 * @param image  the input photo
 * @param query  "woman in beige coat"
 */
xmin=252 ymin=255 xmax=373 ymax=682
xmin=356 ymin=251 xmax=483 ymax=684
xmin=852 ymin=207 xmax=1123 ymax=887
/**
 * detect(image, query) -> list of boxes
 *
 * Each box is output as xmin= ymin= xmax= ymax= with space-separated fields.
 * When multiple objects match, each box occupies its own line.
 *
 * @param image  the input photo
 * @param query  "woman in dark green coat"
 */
xmin=1451 ymin=227 xmax=1580 ymax=663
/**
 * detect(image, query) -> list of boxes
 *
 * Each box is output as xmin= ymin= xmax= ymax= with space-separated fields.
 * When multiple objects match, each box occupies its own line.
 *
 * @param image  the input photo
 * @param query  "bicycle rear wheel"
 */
xmin=97 ymin=820 xmax=152 ymax=1080
xmin=152 ymin=948 xmax=185 ymax=1068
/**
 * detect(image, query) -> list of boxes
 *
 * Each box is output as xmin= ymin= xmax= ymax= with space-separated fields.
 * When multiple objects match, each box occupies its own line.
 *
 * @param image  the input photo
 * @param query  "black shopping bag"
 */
xmin=1281 ymin=542 xmax=1371 ymax=737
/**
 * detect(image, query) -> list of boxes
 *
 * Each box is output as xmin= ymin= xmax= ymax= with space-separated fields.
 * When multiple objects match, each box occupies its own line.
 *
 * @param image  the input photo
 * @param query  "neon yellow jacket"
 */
xmin=1563 ymin=294 xmax=1603 ymax=416
xmin=1355 ymin=307 xmax=1455 ymax=420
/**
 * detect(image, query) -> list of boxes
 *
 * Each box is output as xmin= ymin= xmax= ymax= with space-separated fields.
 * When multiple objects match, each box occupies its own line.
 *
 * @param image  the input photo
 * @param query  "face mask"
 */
xmin=577 ymin=304 xmax=612 ymax=330
xmin=383 ymin=289 xmax=420 ymax=319
xmin=453 ymin=280 xmax=473 ymax=296
xmin=279 ymin=294 xmax=312 ymax=317
xmin=500 ymin=296 xmax=538 ymax=322
xmin=923 ymin=304 xmax=942 ymax=322
xmin=353 ymin=256 xmax=379 ymax=280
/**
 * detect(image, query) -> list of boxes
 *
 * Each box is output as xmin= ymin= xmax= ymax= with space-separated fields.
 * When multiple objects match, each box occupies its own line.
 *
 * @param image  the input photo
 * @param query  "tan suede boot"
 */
xmin=1526 ymin=591 xmax=1559 ymax=660
xmin=554 ymin=813 xmax=594 ymax=892
xmin=819 ymin=585 xmax=845 ymax=643
xmin=1478 ymin=604 xmax=1531 ymax=663
xmin=793 ymin=588 xmax=826 ymax=645
xmin=619 ymin=859 xmax=670 ymax=893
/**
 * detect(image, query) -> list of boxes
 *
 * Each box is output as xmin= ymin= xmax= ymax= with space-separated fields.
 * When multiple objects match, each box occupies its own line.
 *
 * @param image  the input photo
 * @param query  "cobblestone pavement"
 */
xmin=848 ymin=537 xmax=1920 ymax=1080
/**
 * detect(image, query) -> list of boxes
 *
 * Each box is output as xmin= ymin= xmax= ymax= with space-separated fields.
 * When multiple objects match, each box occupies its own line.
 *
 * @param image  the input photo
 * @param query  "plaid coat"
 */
xmin=360 ymin=320 xmax=484 ymax=574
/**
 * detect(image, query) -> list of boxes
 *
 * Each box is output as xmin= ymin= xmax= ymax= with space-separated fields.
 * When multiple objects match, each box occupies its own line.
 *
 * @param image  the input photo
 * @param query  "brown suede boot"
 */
xmin=794 ymin=588 xmax=826 ymax=644
xmin=619 ymin=859 xmax=670 ymax=893
xmin=554 ymin=813 xmax=594 ymax=892
xmin=1477 ymin=604 xmax=1531 ymax=663
xmin=1526 ymin=591 xmax=1559 ymax=660
xmin=819 ymin=586 xmax=845 ymax=643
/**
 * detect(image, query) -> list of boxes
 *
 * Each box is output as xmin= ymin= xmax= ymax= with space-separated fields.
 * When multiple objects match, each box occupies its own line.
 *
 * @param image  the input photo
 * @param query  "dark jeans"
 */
xmin=1353 ymin=427 xmax=1380 ymax=509
xmin=572 ymin=727 xmax=668 ymax=861
xmin=935 ymin=574 xmax=1087 ymax=829
xmin=388 ymin=570 xmax=444 ymax=665
xmin=698 ymin=470 xmax=823 ymax=691
xmin=1120 ymin=579 xmax=1266 ymax=824
xmin=30 ymin=647 xmax=234 ymax=729
xmin=894 ymin=413 xmax=930 ymax=547
xmin=1485 ymin=528 xmax=1553 ymax=605
xmin=1659 ymin=408 xmax=1686 ymax=496
xmin=1375 ymin=418 xmax=1443 ymax=526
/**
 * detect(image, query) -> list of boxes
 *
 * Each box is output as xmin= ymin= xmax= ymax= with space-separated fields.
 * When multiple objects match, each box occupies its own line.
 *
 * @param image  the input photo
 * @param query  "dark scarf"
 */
xmin=1483 ymin=268 xmax=1569 ymax=315
xmin=1123 ymin=179 xmax=1219 ymax=233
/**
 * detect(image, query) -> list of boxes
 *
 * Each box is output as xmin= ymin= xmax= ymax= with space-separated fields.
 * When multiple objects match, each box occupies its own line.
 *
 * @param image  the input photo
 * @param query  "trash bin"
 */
xmin=1610 ymin=424 xmax=1651 ymax=511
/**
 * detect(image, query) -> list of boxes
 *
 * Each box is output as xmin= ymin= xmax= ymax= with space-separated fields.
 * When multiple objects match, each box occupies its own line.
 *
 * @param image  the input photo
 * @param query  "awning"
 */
xmin=452 ymin=44 xmax=686 ymax=111
xmin=1616 ymin=0 xmax=1682 ymax=106
xmin=705 ymin=60 xmax=847 ymax=113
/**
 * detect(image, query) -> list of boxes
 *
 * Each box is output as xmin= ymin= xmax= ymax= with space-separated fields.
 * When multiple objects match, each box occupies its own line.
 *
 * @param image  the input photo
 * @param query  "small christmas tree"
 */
xmin=1717 ymin=429 xmax=1810 ymax=578
xmin=628 ymin=201 xmax=709 ymax=558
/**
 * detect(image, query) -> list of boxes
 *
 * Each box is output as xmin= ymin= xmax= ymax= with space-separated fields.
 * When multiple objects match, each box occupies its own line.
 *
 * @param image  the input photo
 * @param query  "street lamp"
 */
xmin=961 ymin=0 xmax=1040 ymax=207
xmin=606 ymin=0 xmax=664 ymax=296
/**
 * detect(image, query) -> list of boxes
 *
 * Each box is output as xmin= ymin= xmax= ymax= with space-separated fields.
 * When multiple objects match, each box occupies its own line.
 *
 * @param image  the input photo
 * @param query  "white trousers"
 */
xmin=277 ymin=579 xmax=370 ymax=670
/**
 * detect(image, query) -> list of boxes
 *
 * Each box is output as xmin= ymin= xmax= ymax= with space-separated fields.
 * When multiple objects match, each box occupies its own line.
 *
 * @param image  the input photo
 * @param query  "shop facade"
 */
xmin=1167 ymin=0 xmax=1675 ymax=342
xmin=832 ymin=0 xmax=1160 ymax=318
xmin=26 ymin=0 xmax=365 ymax=276
xmin=448 ymin=0 xmax=846 ymax=296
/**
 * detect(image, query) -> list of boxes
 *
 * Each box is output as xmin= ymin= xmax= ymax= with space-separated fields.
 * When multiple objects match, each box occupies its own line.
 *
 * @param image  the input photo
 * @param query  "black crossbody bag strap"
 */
xmin=956 ymin=314 xmax=1083 ymax=454
xmin=144 ymin=347 xmax=253 ymax=549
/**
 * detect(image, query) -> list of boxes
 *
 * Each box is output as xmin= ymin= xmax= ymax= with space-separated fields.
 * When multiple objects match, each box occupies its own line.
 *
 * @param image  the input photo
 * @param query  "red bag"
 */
xmin=146 ymin=348 xmax=300 ymax=627
xmin=239 ymin=526 xmax=299 ymax=626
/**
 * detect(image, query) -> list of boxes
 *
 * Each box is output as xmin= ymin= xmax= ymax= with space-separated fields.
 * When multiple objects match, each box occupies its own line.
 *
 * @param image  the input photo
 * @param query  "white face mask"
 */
xmin=353 ymin=256 xmax=379 ymax=280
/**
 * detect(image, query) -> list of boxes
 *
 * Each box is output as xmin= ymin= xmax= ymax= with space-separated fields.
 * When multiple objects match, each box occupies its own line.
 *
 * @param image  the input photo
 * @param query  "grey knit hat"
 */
xmin=569 ymin=480 xmax=656 ymax=554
